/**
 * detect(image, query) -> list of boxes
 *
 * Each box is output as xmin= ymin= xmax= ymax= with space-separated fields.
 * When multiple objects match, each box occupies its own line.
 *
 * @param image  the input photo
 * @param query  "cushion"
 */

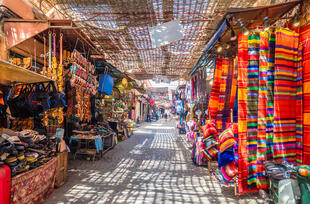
xmin=218 ymin=128 xmax=236 ymax=153
xmin=201 ymin=122 xmax=217 ymax=138
xmin=202 ymin=146 xmax=218 ymax=160
xmin=221 ymin=161 xmax=238 ymax=184
xmin=218 ymin=148 xmax=234 ymax=167
xmin=202 ymin=136 xmax=218 ymax=150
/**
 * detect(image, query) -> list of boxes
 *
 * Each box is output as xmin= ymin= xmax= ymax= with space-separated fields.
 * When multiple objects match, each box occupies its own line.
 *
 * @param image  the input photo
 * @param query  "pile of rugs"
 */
xmin=0 ymin=129 xmax=56 ymax=177
xmin=217 ymin=125 xmax=238 ymax=184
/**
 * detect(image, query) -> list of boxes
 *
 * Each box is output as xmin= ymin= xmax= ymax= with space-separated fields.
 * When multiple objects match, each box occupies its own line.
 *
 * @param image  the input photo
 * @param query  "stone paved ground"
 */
xmin=47 ymin=119 xmax=263 ymax=204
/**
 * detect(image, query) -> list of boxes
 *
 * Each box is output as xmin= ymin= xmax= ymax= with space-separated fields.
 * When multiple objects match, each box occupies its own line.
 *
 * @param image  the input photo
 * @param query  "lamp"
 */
xmin=263 ymin=16 xmax=270 ymax=30
xmin=293 ymin=12 xmax=300 ymax=27
xmin=216 ymin=46 xmax=223 ymax=53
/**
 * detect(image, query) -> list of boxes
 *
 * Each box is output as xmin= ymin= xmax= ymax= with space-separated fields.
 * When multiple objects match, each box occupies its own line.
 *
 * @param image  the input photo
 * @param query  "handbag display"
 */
xmin=98 ymin=74 xmax=113 ymax=95
xmin=8 ymin=85 xmax=33 ymax=118
xmin=47 ymin=82 xmax=66 ymax=109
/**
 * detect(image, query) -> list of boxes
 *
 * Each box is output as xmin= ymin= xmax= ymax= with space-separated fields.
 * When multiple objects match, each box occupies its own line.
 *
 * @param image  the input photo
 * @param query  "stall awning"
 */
xmin=189 ymin=0 xmax=302 ymax=76
xmin=203 ymin=20 xmax=227 ymax=53
xmin=0 ymin=59 xmax=53 ymax=84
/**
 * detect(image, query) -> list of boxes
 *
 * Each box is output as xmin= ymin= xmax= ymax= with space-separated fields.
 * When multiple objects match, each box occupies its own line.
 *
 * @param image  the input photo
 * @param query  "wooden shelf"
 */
xmin=0 ymin=59 xmax=53 ymax=84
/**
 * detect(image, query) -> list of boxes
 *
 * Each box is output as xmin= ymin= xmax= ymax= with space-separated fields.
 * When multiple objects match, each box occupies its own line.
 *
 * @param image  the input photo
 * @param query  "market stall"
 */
xmin=0 ymin=59 xmax=59 ymax=203
xmin=187 ymin=0 xmax=303 ymax=196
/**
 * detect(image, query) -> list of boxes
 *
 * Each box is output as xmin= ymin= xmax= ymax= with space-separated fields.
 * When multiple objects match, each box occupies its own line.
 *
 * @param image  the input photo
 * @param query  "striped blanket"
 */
xmin=273 ymin=28 xmax=299 ymax=163
xmin=301 ymin=23 xmax=310 ymax=164
xmin=247 ymin=34 xmax=260 ymax=188
xmin=207 ymin=57 xmax=223 ymax=120
xmin=256 ymin=31 xmax=269 ymax=189
xmin=238 ymin=34 xmax=254 ymax=194
xmin=216 ymin=58 xmax=229 ymax=132
xmin=266 ymin=30 xmax=275 ymax=160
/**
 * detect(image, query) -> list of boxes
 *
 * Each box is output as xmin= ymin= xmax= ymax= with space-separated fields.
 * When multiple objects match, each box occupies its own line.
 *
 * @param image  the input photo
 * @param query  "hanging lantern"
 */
xmin=122 ymin=77 xmax=128 ymax=87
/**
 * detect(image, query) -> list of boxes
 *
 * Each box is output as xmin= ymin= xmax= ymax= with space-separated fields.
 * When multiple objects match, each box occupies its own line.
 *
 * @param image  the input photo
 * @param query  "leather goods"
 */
xmin=98 ymin=74 xmax=113 ymax=95
xmin=0 ymin=164 xmax=11 ymax=204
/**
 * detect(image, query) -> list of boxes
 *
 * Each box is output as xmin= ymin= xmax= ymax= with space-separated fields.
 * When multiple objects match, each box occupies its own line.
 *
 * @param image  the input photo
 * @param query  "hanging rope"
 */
xmin=48 ymin=31 xmax=52 ymax=70
xmin=43 ymin=36 xmax=46 ymax=75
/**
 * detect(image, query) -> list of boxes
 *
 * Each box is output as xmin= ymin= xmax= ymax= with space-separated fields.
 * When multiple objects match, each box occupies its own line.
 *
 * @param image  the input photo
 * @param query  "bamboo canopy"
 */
xmin=30 ymin=0 xmax=290 ymax=80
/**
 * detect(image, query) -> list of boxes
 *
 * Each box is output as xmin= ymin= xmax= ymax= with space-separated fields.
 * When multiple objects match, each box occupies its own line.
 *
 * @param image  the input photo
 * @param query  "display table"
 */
xmin=70 ymin=135 xmax=103 ymax=161
xmin=11 ymin=158 xmax=57 ymax=204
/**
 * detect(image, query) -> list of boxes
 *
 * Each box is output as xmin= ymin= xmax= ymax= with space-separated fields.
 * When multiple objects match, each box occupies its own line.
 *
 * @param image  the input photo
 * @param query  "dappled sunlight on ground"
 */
xmin=47 ymin=119 xmax=262 ymax=204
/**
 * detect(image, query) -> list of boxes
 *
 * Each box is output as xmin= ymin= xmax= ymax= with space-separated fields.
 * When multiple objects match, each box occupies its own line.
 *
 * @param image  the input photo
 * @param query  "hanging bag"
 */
xmin=47 ymin=82 xmax=66 ymax=109
xmin=8 ymin=85 xmax=33 ymax=118
xmin=98 ymin=67 xmax=113 ymax=95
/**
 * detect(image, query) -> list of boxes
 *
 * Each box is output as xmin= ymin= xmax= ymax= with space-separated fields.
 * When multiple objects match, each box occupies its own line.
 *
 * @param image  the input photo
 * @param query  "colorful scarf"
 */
xmin=301 ymin=23 xmax=310 ymax=164
xmin=229 ymin=57 xmax=238 ymax=116
xmin=296 ymin=43 xmax=303 ymax=164
xmin=256 ymin=31 xmax=269 ymax=189
xmin=273 ymin=28 xmax=299 ymax=162
xmin=222 ymin=58 xmax=234 ymax=129
xmin=216 ymin=58 xmax=228 ymax=131
xmin=238 ymin=34 xmax=253 ymax=194
xmin=247 ymin=33 xmax=260 ymax=188
xmin=266 ymin=30 xmax=275 ymax=160
xmin=207 ymin=57 xmax=223 ymax=120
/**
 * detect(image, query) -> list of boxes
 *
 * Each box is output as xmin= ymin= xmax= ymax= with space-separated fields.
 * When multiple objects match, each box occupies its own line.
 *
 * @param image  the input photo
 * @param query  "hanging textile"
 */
xmin=296 ymin=43 xmax=303 ymax=164
xmin=216 ymin=58 xmax=229 ymax=132
xmin=222 ymin=59 xmax=234 ymax=129
xmin=247 ymin=33 xmax=260 ymax=188
xmin=256 ymin=31 xmax=269 ymax=189
xmin=273 ymin=28 xmax=299 ymax=163
xmin=266 ymin=30 xmax=275 ymax=160
xmin=207 ymin=57 xmax=223 ymax=120
xmin=238 ymin=34 xmax=257 ymax=194
xmin=229 ymin=57 xmax=238 ymax=114
xmin=301 ymin=23 xmax=310 ymax=164
xmin=191 ymin=78 xmax=195 ymax=101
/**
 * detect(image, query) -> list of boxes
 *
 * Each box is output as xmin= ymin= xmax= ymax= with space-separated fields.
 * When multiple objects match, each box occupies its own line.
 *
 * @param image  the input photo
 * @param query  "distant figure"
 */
xmin=164 ymin=113 xmax=168 ymax=121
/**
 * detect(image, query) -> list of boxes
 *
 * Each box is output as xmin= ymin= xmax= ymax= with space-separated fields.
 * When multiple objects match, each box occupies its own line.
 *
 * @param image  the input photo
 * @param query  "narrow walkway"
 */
xmin=47 ymin=119 xmax=261 ymax=204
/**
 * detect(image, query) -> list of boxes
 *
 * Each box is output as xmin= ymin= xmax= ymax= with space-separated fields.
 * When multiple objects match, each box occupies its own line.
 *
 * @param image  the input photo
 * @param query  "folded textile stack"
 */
xmin=0 ymin=129 xmax=56 ymax=177
xmin=200 ymin=121 xmax=218 ymax=161
xmin=218 ymin=126 xmax=238 ymax=184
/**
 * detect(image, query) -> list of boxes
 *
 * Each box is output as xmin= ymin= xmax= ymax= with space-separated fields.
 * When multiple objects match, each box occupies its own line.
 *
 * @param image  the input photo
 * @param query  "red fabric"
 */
xmin=11 ymin=158 xmax=57 ymax=204
xmin=237 ymin=34 xmax=258 ymax=194
xmin=301 ymin=23 xmax=310 ymax=164
xmin=207 ymin=57 xmax=223 ymax=120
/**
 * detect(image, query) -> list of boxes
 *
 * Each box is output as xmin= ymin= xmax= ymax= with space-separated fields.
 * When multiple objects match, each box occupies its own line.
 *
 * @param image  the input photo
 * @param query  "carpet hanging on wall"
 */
xmin=273 ymin=28 xmax=299 ymax=163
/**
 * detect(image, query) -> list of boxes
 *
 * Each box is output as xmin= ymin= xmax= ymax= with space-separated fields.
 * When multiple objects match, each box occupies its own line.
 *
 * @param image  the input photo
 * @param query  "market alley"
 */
xmin=47 ymin=119 xmax=261 ymax=204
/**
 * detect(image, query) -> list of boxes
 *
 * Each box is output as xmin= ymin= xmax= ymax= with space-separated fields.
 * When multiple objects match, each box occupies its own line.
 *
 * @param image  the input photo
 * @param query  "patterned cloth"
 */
xmin=237 ymin=34 xmax=252 ymax=194
xmin=256 ymin=31 xmax=269 ymax=189
xmin=273 ymin=28 xmax=299 ymax=163
xmin=216 ymin=58 xmax=229 ymax=132
xmin=247 ymin=34 xmax=260 ymax=188
xmin=222 ymin=59 xmax=234 ymax=129
xmin=266 ymin=30 xmax=275 ymax=160
xmin=301 ymin=23 xmax=310 ymax=164
xmin=11 ymin=158 xmax=57 ymax=204
xmin=296 ymin=43 xmax=303 ymax=164
xmin=229 ymin=57 xmax=238 ymax=121
xmin=207 ymin=57 xmax=223 ymax=120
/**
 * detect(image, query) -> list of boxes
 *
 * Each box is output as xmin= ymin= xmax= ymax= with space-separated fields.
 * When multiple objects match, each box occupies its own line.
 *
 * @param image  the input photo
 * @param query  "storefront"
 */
xmin=186 ymin=0 xmax=308 ymax=197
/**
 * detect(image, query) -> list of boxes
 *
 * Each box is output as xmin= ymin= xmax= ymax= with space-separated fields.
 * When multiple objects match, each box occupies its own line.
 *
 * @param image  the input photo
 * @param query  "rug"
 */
xmin=273 ymin=28 xmax=299 ymax=162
